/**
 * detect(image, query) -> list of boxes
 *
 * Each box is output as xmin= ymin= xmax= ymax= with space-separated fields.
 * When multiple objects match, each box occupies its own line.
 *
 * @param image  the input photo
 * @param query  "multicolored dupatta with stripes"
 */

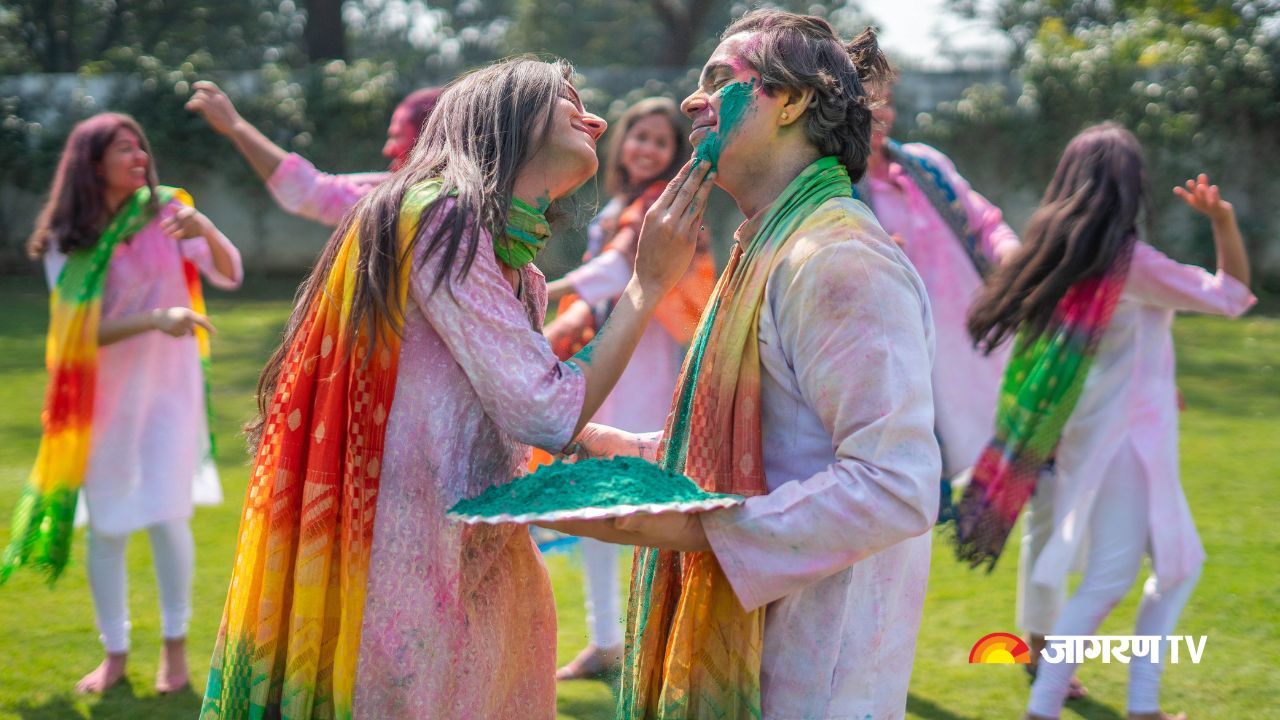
xmin=954 ymin=239 xmax=1136 ymax=568
xmin=619 ymin=157 xmax=852 ymax=719
xmin=199 ymin=182 xmax=447 ymax=720
xmin=1 ymin=185 xmax=211 ymax=585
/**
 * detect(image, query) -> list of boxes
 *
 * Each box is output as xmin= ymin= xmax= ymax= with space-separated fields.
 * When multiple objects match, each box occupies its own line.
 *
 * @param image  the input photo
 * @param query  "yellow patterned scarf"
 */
xmin=620 ymin=157 xmax=853 ymax=718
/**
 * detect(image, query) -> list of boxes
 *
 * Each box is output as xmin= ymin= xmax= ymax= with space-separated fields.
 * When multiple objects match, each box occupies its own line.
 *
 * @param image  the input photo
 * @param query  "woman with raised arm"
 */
xmin=954 ymin=124 xmax=1254 ymax=720
xmin=199 ymin=57 xmax=713 ymax=719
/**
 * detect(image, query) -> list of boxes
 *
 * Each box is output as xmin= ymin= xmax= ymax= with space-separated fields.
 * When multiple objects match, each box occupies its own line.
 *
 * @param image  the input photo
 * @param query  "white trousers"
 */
xmin=1018 ymin=469 xmax=1064 ymax=636
xmin=86 ymin=517 xmax=194 ymax=653
xmin=579 ymin=537 xmax=623 ymax=649
xmin=1027 ymin=445 xmax=1199 ymax=717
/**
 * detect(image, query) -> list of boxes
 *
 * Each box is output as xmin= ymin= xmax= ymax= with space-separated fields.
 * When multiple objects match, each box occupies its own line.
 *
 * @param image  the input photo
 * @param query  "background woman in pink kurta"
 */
xmin=542 ymin=97 xmax=696 ymax=681
xmin=27 ymin=113 xmax=243 ymax=695
xmin=211 ymin=58 xmax=715 ymax=719
xmin=967 ymin=125 xmax=1254 ymax=720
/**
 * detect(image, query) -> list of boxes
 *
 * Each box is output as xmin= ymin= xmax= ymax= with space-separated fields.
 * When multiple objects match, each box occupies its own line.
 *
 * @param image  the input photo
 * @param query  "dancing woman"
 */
xmin=955 ymin=124 xmax=1254 ymax=720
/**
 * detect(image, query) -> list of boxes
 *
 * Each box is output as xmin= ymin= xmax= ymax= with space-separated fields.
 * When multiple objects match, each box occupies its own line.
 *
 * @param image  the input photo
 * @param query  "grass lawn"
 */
xmin=0 ymin=272 xmax=1275 ymax=719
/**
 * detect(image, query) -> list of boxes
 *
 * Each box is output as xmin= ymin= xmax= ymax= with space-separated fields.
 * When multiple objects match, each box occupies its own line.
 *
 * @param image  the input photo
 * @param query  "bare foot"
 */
xmin=555 ymin=644 xmax=623 ymax=682
xmin=155 ymin=637 xmax=189 ymax=693
xmin=75 ymin=652 xmax=127 ymax=693
xmin=1128 ymin=712 xmax=1187 ymax=720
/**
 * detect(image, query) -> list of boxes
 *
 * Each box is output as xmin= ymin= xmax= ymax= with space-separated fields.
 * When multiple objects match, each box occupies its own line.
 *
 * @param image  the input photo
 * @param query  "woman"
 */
xmin=200 ymin=57 xmax=714 ymax=719
xmin=3 ymin=112 xmax=243 ymax=694
xmin=543 ymin=97 xmax=715 ymax=681
xmin=955 ymin=124 xmax=1254 ymax=720
xmin=549 ymin=12 xmax=941 ymax=717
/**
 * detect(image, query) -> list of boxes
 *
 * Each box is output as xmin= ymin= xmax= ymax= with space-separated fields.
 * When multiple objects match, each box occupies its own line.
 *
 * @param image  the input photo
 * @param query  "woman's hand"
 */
xmin=161 ymin=206 xmax=213 ymax=241
xmin=151 ymin=307 xmax=216 ymax=337
xmin=1174 ymin=174 xmax=1234 ymax=224
xmin=538 ymin=510 xmax=712 ymax=552
xmin=633 ymin=159 xmax=716 ymax=295
xmin=564 ymin=423 xmax=660 ymax=462
xmin=185 ymin=81 xmax=244 ymax=137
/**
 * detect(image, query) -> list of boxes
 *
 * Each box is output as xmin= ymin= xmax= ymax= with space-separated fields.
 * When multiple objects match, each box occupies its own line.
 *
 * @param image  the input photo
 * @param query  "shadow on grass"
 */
xmin=6 ymin=679 xmax=202 ymax=720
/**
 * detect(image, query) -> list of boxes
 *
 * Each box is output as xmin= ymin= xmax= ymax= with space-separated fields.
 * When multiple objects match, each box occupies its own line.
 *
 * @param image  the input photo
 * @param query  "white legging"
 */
xmin=579 ymin=537 xmax=623 ymax=649
xmin=1018 ymin=468 xmax=1065 ymax=636
xmin=1027 ymin=445 xmax=1200 ymax=717
xmin=86 ymin=517 xmax=194 ymax=653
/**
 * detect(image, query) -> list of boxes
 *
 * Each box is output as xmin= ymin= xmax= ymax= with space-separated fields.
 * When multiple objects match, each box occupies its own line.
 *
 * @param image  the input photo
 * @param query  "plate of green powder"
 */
xmin=447 ymin=456 xmax=743 ymax=525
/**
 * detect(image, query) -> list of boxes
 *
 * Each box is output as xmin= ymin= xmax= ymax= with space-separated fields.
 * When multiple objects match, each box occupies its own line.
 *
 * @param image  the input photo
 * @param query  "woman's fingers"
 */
xmin=190 ymin=313 xmax=216 ymax=335
xmin=667 ymin=161 xmax=712 ymax=217
xmin=650 ymin=158 xmax=697 ymax=214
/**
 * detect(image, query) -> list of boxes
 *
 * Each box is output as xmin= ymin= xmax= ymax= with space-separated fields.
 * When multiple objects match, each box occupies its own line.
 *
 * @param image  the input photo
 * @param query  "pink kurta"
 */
xmin=701 ymin=197 xmax=941 ymax=718
xmin=1031 ymin=242 xmax=1256 ymax=592
xmin=868 ymin=143 xmax=1021 ymax=476
xmin=563 ymin=248 xmax=682 ymax=433
xmin=266 ymin=152 xmax=387 ymax=226
xmin=42 ymin=200 xmax=244 ymax=535
xmin=353 ymin=204 xmax=587 ymax=718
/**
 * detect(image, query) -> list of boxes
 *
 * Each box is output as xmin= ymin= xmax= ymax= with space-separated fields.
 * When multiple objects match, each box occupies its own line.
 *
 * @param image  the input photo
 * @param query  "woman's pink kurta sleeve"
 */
xmin=1125 ymin=241 xmax=1256 ymax=316
xmin=266 ymin=153 xmax=388 ymax=226
xmin=701 ymin=239 xmax=941 ymax=611
xmin=412 ymin=225 xmax=586 ymax=454
xmin=563 ymin=249 xmax=632 ymax=305
xmin=165 ymin=202 xmax=244 ymax=290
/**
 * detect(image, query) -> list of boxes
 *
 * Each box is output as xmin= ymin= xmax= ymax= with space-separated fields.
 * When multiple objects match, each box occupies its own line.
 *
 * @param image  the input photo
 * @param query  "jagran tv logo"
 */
xmin=969 ymin=632 xmax=1208 ymax=665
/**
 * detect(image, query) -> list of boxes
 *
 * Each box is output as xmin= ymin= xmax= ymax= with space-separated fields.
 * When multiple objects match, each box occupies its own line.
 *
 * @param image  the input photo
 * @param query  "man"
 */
xmin=552 ymin=11 xmax=940 ymax=718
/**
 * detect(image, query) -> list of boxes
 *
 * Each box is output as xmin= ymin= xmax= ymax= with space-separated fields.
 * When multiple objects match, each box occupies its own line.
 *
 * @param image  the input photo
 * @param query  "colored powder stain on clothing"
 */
xmin=449 ymin=457 xmax=736 ymax=518
xmin=693 ymin=80 xmax=757 ymax=170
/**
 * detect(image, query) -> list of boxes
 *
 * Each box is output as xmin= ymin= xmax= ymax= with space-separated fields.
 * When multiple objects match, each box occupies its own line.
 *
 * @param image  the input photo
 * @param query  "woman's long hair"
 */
xmin=603 ymin=97 xmax=689 ymax=201
xmin=26 ymin=113 xmax=159 ymax=258
xmin=249 ymin=57 xmax=571 ymax=447
xmin=968 ymin=123 xmax=1149 ymax=353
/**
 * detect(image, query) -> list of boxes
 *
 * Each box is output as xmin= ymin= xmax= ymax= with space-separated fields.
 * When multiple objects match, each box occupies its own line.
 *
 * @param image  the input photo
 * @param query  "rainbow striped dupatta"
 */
xmin=954 ymin=238 xmax=1136 ymax=568
xmin=619 ymin=157 xmax=852 ymax=719
xmin=200 ymin=182 xmax=442 ymax=720
xmin=1 ymin=185 xmax=209 ymax=585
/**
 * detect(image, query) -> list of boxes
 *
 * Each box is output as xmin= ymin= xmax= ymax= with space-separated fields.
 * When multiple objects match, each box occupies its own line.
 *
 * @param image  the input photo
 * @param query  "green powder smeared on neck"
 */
xmin=449 ymin=457 xmax=735 ymax=518
xmin=693 ymin=79 xmax=757 ymax=170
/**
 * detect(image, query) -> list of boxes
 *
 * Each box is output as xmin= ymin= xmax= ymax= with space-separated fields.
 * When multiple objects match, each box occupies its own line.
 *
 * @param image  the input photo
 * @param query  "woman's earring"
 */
xmin=781 ymin=111 xmax=789 ymax=120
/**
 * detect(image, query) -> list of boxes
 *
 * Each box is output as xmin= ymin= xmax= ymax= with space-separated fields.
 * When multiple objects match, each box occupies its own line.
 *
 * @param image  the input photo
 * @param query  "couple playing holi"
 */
xmin=201 ymin=9 xmax=940 ymax=719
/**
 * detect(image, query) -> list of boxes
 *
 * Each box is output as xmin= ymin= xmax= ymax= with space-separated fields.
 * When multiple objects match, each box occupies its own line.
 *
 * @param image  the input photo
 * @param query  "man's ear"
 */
xmin=778 ymin=87 xmax=816 ymax=127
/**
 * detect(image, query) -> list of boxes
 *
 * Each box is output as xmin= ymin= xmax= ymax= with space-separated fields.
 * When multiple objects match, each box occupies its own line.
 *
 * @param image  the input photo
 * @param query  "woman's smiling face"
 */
xmin=620 ymin=113 xmax=678 ymax=188
xmin=528 ymin=81 xmax=609 ymax=199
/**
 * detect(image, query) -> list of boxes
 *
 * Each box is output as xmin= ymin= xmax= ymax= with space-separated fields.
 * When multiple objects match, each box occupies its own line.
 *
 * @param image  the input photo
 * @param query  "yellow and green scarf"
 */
xmin=620 ymin=157 xmax=853 ymax=719
xmin=1 ymin=185 xmax=211 ymax=585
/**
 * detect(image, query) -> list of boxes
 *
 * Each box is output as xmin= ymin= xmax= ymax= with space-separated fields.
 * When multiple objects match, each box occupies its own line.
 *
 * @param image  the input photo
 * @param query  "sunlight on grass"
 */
xmin=0 ymin=273 xmax=1274 ymax=719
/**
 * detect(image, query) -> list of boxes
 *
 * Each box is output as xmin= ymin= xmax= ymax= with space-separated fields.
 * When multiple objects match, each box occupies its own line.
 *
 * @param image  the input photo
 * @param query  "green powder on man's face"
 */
xmin=449 ymin=456 xmax=737 ymax=518
xmin=693 ymin=79 xmax=757 ymax=170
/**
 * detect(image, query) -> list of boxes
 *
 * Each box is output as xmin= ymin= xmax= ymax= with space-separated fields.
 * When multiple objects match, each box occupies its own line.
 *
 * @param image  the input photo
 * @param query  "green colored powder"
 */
xmin=692 ymin=79 xmax=757 ymax=170
xmin=449 ymin=456 xmax=738 ymax=518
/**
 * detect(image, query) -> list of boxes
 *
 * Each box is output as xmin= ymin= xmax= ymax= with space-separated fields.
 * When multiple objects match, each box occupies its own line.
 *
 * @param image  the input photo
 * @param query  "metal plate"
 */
xmin=448 ymin=494 xmax=744 ymax=525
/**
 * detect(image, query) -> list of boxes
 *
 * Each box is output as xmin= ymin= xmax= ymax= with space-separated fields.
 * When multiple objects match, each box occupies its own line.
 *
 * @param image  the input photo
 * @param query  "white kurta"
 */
xmin=1030 ymin=242 xmax=1256 ymax=592
xmin=867 ymin=143 xmax=1020 ymax=476
xmin=43 ymin=201 xmax=243 ymax=535
xmin=562 ymin=248 xmax=682 ymax=433
xmin=701 ymin=197 xmax=941 ymax=719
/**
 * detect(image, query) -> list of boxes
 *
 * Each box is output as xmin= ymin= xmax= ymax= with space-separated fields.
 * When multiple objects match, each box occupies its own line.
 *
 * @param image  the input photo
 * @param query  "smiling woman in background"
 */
xmin=4 ymin=112 xmax=242 ymax=696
